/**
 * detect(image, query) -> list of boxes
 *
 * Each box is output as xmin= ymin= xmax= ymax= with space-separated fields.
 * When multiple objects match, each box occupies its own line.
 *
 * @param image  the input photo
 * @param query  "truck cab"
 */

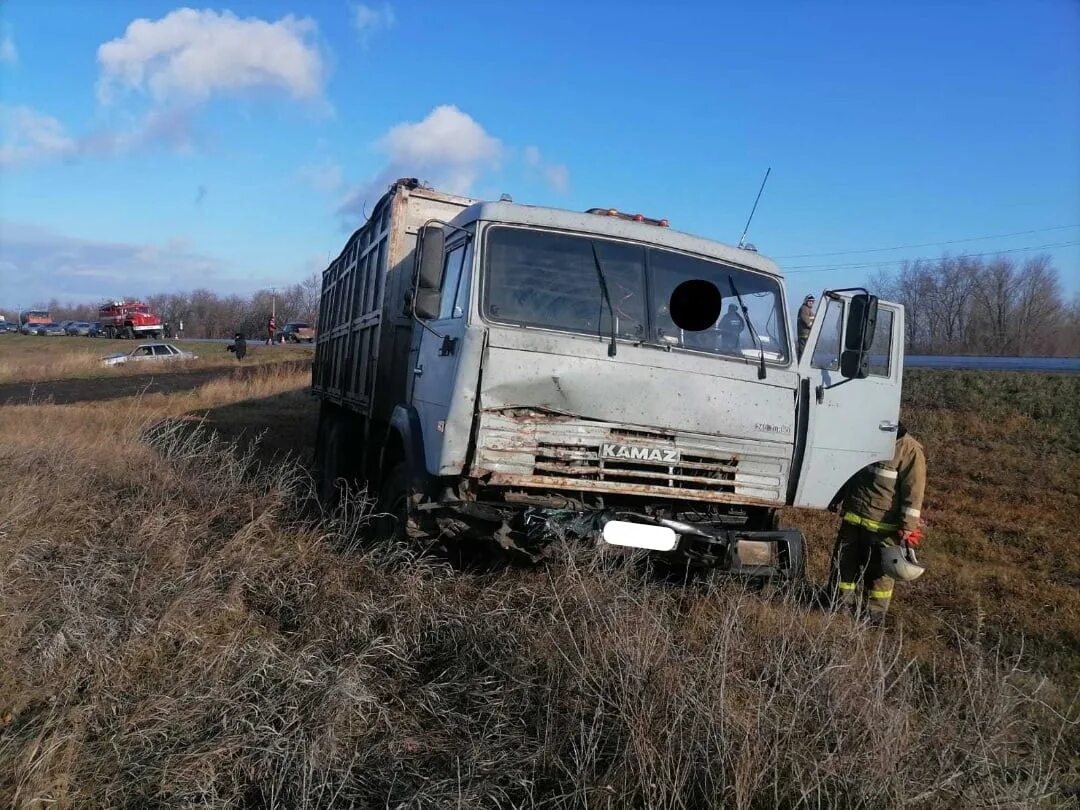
xmin=314 ymin=181 xmax=904 ymax=577
xmin=98 ymin=300 xmax=163 ymax=339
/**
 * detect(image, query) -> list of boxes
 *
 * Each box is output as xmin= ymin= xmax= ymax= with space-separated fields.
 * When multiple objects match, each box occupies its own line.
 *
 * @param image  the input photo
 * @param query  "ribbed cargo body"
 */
xmin=312 ymin=182 xmax=475 ymax=421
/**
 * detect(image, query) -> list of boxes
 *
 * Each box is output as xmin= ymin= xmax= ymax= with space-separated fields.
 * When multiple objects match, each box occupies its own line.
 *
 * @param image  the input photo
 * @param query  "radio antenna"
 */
xmin=737 ymin=167 xmax=771 ymax=249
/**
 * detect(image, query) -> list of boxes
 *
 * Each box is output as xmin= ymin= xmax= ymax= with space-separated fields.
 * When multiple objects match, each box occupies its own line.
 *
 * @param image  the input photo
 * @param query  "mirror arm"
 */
xmin=816 ymin=376 xmax=856 ymax=402
xmin=413 ymin=312 xmax=445 ymax=340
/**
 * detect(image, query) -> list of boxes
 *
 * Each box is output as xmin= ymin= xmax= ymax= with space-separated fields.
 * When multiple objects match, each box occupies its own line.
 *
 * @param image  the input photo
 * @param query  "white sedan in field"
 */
xmin=101 ymin=343 xmax=198 ymax=367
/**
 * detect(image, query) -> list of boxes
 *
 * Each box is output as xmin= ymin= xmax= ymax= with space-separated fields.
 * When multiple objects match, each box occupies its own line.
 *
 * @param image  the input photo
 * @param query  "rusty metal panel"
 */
xmin=484 ymin=473 xmax=783 ymax=507
xmin=471 ymin=407 xmax=789 ymax=506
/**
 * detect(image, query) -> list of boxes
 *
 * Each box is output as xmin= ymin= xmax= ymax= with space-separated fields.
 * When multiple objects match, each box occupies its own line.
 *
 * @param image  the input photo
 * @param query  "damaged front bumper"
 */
xmin=596 ymin=511 xmax=805 ymax=579
xmin=426 ymin=501 xmax=805 ymax=580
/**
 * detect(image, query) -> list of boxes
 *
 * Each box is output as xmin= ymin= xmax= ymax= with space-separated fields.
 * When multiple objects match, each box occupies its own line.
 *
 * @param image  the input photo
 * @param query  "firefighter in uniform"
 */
xmin=717 ymin=304 xmax=745 ymax=352
xmin=830 ymin=423 xmax=927 ymax=623
xmin=797 ymin=294 xmax=815 ymax=356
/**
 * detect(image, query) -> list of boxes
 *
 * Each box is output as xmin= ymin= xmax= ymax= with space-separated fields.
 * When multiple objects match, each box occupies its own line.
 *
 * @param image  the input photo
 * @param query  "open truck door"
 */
xmin=791 ymin=290 xmax=904 ymax=508
xmin=407 ymin=224 xmax=473 ymax=475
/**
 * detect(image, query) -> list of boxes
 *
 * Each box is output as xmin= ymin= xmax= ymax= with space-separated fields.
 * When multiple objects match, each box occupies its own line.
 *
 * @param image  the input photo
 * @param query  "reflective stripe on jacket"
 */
xmin=841 ymin=434 xmax=926 ymax=532
xmin=843 ymin=512 xmax=899 ymax=533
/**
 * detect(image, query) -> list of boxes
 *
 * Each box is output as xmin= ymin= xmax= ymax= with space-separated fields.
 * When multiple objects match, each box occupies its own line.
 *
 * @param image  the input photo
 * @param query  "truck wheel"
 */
xmin=316 ymin=418 xmax=347 ymax=509
xmin=375 ymin=462 xmax=424 ymax=543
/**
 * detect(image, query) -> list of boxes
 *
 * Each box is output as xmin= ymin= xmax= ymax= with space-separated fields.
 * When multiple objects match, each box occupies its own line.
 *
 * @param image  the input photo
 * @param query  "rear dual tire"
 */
xmin=316 ymin=417 xmax=348 ymax=509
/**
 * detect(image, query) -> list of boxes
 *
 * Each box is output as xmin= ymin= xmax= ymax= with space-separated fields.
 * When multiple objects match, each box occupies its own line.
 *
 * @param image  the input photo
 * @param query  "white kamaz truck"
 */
xmin=313 ymin=179 xmax=904 ymax=578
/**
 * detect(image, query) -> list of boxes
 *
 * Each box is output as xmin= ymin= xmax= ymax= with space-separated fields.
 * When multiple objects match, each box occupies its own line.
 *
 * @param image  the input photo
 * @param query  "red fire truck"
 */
xmin=98 ymin=300 xmax=163 ymax=339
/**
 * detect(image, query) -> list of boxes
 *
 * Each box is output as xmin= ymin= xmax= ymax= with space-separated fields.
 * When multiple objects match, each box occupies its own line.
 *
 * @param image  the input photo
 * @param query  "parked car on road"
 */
xmin=280 ymin=322 xmax=315 ymax=343
xmin=35 ymin=323 xmax=67 ymax=337
xmin=0 ymin=322 xmax=19 ymax=334
xmin=100 ymin=343 xmax=198 ymax=367
xmin=65 ymin=321 xmax=92 ymax=336
xmin=87 ymin=322 xmax=104 ymax=337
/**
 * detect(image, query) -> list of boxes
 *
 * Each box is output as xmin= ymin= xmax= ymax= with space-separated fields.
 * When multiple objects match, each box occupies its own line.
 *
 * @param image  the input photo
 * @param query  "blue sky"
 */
xmin=1 ymin=0 xmax=1077 ymax=312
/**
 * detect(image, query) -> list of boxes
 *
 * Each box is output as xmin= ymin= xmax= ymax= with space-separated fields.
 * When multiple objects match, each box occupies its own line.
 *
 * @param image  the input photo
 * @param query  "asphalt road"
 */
xmin=905 ymin=355 xmax=1079 ymax=372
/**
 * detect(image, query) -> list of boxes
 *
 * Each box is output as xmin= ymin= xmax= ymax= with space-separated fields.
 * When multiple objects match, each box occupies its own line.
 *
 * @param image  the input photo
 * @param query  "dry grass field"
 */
xmin=0 ymin=334 xmax=313 ymax=385
xmin=0 ymin=343 xmax=1076 ymax=808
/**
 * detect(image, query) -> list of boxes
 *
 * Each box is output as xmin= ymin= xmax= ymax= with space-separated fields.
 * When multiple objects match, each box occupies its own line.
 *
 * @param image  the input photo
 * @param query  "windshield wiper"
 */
xmin=727 ymin=277 xmax=767 ymax=379
xmin=590 ymin=242 xmax=618 ymax=357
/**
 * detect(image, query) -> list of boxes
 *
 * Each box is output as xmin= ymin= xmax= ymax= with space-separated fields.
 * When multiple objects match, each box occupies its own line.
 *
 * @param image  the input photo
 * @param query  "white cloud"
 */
xmin=521 ymin=144 xmax=570 ymax=193
xmin=380 ymin=105 xmax=502 ymax=183
xmin=0 ymin=103 xmax=198 ymax=168
xmin=96 ymin=8 xmax=325 ymax=104
xmin=0 ymin=106 xmax=76 ymax=166
xmin=352 ymin=3 xmax=395 ymax=42
xmin=338 ymin=105 xmax=503 ymax=221
xmin=544 ymin=163 xmax=570 ymax=194
xmin=0 ymin=221 xmax=226 ymax=304
xmin=0 ymin=33 xmax=17 ymax=65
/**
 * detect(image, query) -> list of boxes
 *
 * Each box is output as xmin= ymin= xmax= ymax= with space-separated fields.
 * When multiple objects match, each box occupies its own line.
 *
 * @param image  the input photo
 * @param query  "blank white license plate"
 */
xmin=601 ymin=520 xmax=678 ymax=552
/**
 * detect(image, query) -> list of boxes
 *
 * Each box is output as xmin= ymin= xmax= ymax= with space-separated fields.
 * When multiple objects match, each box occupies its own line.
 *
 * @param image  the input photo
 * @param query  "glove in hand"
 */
xmin=898 ymin=527 xmax=924 ymax=546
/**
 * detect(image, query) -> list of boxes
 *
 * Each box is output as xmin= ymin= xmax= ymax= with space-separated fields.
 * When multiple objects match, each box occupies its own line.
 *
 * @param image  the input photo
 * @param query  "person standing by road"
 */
xmin=829 ymin=423 xmax=927 ymax=625
xmin=267 ymin=315 xmax=277 ymax=346
xmin=797 ymin=294 xmax=815 ymax=356
xmin=228 ymin=332 xmax=247 ymax=361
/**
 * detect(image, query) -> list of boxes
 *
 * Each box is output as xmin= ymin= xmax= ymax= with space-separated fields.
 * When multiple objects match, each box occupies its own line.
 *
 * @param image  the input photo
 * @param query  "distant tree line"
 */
xmin=25 ymin=274 xmax=321 ymax=340
xmin=871 ymin=254 xmax=1079 ymax=356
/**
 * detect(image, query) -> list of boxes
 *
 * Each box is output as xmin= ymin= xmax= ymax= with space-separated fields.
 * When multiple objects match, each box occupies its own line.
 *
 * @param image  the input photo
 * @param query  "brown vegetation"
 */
xmin=0 ymin=334 xmax=313 ymax=385
xmin=0 ymin=358 xmax=1076 ymax=807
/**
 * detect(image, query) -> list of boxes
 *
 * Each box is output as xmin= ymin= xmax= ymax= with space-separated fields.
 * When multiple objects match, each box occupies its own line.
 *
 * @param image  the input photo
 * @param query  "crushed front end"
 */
xmin=427 ymin=408 xmax=805 ymax=580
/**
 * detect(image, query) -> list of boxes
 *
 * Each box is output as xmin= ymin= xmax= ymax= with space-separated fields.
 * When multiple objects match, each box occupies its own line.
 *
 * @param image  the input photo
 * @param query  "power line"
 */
xmin=773 ymin=224 xmax=1080 ymax=260
xmin=783 ymin=240 xmax=1080 ymax=274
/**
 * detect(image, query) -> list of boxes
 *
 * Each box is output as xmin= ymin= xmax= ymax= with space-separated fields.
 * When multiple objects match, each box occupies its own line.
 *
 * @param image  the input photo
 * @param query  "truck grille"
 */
xmin=472 ymin=410 xmax=787 ymax=505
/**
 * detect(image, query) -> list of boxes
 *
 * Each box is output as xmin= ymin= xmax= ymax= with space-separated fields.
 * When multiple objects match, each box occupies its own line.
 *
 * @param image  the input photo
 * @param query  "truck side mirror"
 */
xmin=840 ymin=293 xmax=878 ymax=379
xmin=413 ymin=225 xmax=445 ymax=320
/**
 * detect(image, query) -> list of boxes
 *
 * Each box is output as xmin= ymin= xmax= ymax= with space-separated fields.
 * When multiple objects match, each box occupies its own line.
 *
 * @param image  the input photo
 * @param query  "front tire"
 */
xmin=375 ymin=462 xmax=415 ymax=542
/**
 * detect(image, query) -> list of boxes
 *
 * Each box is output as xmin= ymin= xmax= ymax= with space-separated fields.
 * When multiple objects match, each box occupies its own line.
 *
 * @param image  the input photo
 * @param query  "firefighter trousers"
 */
xmin=830 ymin=523 xmax=895 ymax=618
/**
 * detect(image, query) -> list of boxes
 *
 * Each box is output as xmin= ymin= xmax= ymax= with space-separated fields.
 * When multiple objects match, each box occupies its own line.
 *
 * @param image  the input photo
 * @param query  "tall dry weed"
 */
xmin=0 ymin=388 xmax=1074 ymax=808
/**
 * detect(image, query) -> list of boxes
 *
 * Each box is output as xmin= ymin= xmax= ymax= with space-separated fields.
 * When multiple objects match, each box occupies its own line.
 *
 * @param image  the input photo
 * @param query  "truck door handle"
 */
xmin=879 ymin=421 xmax=898 ymax=432
xmin=413 ymin=365 xmax=423 ymax=377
